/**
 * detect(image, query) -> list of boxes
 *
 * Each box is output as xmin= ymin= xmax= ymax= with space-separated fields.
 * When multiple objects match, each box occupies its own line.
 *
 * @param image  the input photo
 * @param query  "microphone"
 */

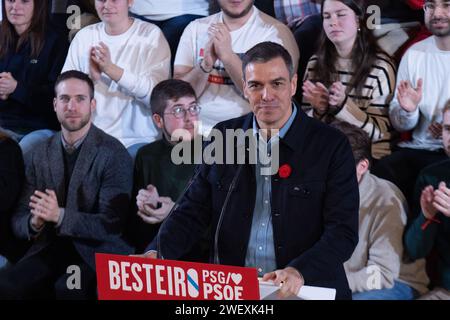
xmin=213 ymin=164 xmax=243 ymax=265
xmin=156 ymin=166 xmax=202 ymax=259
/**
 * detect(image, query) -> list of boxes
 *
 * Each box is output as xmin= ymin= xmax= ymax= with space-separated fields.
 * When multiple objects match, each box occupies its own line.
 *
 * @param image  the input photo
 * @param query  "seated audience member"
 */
xmin=127 ymin=79 xmax=206 ymax=259
xmin=0 ymin=133 xmax=28 ymax=268
xmin=332 ymin=121 xmax=429 ymax=300
xmin=174 ymin=0 xmax=299 ymax=136
xmin=405 ymin=102 xmax=450 ymax=300
xmin=130 ymin=0 xmax=209 ymax=66
xmin=302 ymin=0 xmax=397 ymax=160
xmin=372 ymin=0 xmax=450 ymax=208
xmin=0 ymin=71 xmax=133 ymax=299
xmin=63 ymin=0 xmax=171 ymax=159
xmin=0 ymin=0 xmax=68 ymax=154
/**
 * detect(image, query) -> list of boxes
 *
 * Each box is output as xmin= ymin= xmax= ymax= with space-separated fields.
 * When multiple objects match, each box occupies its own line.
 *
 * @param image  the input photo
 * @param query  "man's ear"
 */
xmin=242 ymin=78 xmax=249 ymax=100
xmin=53 ymin=98 xmax=57 ymax=112
xmin=90 ymin=98 xmax=96 ymax=112
xmin=152 ymin=113 xmax=164 ymax=129
xmin=290 ymin=73 xmax=298 ymax=97
xmin=356 ymin=158 xmax=370 ymax=182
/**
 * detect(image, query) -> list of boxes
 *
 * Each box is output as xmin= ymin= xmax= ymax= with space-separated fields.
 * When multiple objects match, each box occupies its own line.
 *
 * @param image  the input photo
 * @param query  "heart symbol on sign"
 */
xmin=231 ymin=273 xmax=242 ymax=285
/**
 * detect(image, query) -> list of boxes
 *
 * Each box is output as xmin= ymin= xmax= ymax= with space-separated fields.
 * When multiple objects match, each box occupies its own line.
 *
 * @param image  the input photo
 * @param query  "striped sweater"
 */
xmin=301 ymin=53 xmax=397 ymax=159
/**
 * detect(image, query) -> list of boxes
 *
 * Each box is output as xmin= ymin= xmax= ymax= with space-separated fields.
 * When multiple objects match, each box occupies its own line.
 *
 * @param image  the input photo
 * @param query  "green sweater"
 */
xmin=405 ymin=159 xmax=450 ymax=290
xmin=128 ymin=138 xmax=206 ymax=258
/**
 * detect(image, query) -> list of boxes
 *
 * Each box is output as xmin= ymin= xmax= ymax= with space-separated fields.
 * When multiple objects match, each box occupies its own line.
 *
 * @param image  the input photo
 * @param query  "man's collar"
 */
xmin=252 ymin=103 xmax=298 ymax=141
xmin=61 ymin=130 xmax=89 ymax=152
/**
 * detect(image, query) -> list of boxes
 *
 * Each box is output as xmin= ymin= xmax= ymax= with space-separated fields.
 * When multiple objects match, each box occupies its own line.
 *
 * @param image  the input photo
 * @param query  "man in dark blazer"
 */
xmin=144 ymin=42 xmax=359 ymax=300
xmin=0 ymin=70 xmax=133 ymax=299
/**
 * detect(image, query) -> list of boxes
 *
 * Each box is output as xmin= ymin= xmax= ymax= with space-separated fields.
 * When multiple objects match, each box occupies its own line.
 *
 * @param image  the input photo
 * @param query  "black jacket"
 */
xmin=0 ymin=28 xmax=68 ymax=133
xmin=0 ymin=137 xmax=28 ymax=262
xmin=148 ymin=108 xmax=359 ymax=300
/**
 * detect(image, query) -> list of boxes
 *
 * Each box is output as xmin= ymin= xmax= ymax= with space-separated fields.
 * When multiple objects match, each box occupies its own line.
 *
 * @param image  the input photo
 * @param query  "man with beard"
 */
xmin=373 ymin=0 xmax=450 ymax=208
xmin=173 ymin=0 xmax=299 ymax=136
xmin=405 ymin=101 xmax=450 ymax=300
xmin=0 ymin=70 xmax=133 ymax=299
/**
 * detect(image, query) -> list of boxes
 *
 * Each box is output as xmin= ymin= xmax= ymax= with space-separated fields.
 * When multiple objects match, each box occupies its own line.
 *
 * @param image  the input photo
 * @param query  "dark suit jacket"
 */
xmin=0 ymin=138 xmax=29 ymax=262
xmin=148 ymin=108 xmax=359 ymax=299
xmin=12 ymin=125 xmax=133 ymax=269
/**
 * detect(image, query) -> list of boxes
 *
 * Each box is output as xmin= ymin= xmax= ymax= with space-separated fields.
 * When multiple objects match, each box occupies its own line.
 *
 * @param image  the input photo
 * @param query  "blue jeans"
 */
xmin=0 ymin=255 xmax=8 ymax=270
xmin=352 ymin=280 xmax=419 ymax=300
xmin=131 ymin=14 xmax=205 ymax=67
xmin=19 ymin=129 xmax=55 ymax=156
xmin=0 ymin=127 xmax=55 ymax=155
xmin=127 ymin=142 xmax=147 ymax=162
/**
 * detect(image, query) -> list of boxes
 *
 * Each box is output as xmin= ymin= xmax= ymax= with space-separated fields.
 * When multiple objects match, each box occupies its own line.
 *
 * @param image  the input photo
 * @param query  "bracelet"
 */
xmin=421 ymin=216 xmax=441 ymax=231
xmin=199 ymin=59 xmax=213 ymax=73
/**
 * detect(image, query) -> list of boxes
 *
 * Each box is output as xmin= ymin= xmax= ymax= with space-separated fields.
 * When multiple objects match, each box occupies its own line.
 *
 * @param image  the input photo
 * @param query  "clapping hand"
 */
xmin=397 ymin=79 xmax=423 ymax=113
xmin=302 ymin=80 xmax=330 ymax=116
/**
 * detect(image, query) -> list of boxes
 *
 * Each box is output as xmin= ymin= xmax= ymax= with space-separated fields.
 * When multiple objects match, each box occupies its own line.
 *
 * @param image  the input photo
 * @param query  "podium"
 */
xmin=96 ymin=253 xmax=336 ymax=300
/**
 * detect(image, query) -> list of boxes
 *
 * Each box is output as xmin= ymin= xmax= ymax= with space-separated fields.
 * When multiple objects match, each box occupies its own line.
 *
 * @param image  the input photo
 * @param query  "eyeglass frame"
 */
xmin=423 ymin=1 xmax=450 ymax=13
xmin=163 ymin=104 xmax=202 ymax=119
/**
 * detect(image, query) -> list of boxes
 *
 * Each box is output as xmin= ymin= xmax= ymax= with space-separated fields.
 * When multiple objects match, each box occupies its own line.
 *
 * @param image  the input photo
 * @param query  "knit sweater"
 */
xmin=128 ymin=138 xmax=199 ymax=253
xmin=63 ymin=19 xmax=171 ymax=147
xmin=389 ymin=36 xmax=450 ymax=152
xmin=344 ymin=171 xmax=429 ymax=294
xmin=302 ymin=53 xmax=397 ymax=159
xmin=345 ymin=171 xmax=406 ymax=292
xmin=405 ymin=159 xmax=450 ymax=291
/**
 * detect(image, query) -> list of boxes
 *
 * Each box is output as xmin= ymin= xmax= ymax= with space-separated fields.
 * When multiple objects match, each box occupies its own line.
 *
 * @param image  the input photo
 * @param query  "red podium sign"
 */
xmin=95 ymin=254 xmax=260 ymax=300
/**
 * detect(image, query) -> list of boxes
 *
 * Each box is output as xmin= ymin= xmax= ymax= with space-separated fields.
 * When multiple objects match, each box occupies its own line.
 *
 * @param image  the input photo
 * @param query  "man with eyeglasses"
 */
xmin=373 ymin=0 xmax=450 ymax=210
xmin=127 ymin=79 xmax=208 ymax=261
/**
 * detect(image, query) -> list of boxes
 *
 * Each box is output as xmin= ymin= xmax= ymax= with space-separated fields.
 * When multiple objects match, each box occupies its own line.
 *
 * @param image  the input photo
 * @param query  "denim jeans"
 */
xmin=0 ymin=256 xmax=8 ymax=270
xmin=126 ymin=142 xmax=147 ymax=162
xmin=0 ymin=127 xmax=55 ymax=155
xmin=352 ymin=280 xmax=419 ymax=300
xmin=19 ymin=129 xmax=56 ymax=156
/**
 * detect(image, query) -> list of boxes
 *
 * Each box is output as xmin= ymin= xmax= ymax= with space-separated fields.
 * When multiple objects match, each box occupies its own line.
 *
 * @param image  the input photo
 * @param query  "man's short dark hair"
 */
xmin=330 ymin=121 xmax=372 ymax=165
xmin=242 ymin=42 xmax=294 ymax=80
xmin=55 ymin=70 xmax=95 ymax=99
xmin=150 ymin=79 xmax=197 ymax=116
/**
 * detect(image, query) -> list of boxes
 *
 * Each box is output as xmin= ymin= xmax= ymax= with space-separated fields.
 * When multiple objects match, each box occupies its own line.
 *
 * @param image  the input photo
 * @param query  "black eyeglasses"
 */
xmin=164 ymin=105 xmax=201 ymax=119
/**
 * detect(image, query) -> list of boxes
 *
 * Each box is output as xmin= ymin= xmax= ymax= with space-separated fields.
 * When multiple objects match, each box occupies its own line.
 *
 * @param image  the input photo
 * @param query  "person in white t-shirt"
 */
xmin=372 ymin=0 xmax=450 ymax=208
xmin=130 ymin=0 xmax=209 ymax=66
xmin=63 ymin=0 xmax=171 ymax=159
xmin=174 ymin=0 xmax=299 ymax=135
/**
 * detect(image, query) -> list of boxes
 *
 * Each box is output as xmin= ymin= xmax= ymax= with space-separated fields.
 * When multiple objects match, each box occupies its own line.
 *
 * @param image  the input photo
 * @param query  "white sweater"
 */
xmin=63 ymin=19 xmax=171 ymax=147
xmin=389 ymin=36 xmax=450 ymax=151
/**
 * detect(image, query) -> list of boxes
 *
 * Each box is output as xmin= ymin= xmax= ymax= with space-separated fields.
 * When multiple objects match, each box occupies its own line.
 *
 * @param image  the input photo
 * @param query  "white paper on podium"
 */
xmin=258 ymin=280 xmax=336 ymax=300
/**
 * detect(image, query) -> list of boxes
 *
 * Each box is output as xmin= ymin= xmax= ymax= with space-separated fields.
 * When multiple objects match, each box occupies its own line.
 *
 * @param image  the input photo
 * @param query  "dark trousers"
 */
xmin=372 ymin=147 xmax=448 ymax=212
xmin=293 ymin=14 xmax=323 ymax=103
xmin=132 ymin=14 xmax=205 ymax=68
xmin=0 ymin=238 xmax=96 ymax=300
